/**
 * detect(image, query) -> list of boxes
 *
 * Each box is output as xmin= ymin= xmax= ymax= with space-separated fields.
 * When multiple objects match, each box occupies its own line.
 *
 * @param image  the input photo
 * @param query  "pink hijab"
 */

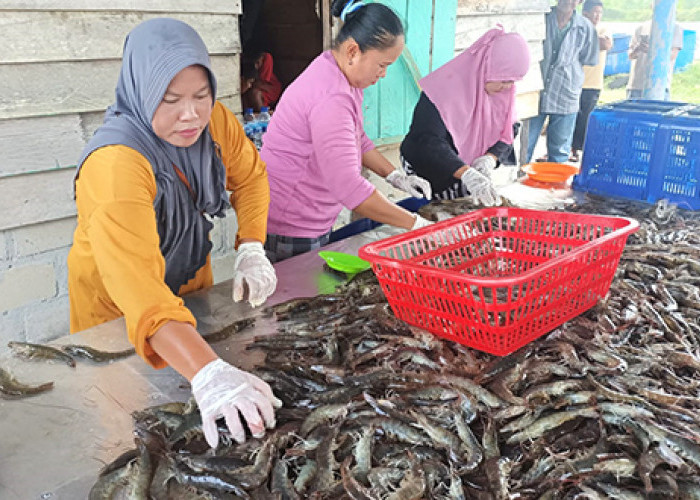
xmin=419 ymin=26 xmax=530 ymax=165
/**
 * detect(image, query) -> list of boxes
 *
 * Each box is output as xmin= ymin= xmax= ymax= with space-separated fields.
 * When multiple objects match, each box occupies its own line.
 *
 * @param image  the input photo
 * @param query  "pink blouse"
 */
xmin=261 ymin=51 xmax=375 ymax=238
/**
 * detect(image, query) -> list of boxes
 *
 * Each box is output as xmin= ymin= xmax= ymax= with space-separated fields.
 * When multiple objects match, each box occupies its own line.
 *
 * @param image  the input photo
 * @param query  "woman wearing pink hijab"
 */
xmin=400 ymin=26 xmax=530 ymax=203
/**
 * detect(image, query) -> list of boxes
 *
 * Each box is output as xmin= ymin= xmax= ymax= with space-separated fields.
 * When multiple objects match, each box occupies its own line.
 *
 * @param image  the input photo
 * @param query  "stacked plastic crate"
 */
xmin=574 ymin=100 xmax=700 ymax=209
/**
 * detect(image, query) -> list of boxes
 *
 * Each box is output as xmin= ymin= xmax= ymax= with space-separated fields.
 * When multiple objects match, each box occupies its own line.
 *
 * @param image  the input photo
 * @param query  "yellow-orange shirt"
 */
xmin=68 ymin=101 xmax=269 ymax=368
xmin=583 ymin=26 xmax=609 ymax=90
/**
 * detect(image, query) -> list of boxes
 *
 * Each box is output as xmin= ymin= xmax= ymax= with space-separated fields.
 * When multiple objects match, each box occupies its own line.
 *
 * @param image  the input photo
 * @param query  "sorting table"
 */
xmin=0 ymin=227 xmax=396 ymax=499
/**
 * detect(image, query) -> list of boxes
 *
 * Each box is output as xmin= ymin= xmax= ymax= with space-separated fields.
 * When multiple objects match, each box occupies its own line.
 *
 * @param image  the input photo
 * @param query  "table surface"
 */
xmin=0 ymin=181 xmax=574 ymax=499
xmin=0 ymin=226 xmax=404 ymax=500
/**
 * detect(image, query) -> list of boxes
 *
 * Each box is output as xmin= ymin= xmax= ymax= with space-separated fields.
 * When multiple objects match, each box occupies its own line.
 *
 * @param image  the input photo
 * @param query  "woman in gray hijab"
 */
xmin=68 ymin=18 xmax=280 ymax=448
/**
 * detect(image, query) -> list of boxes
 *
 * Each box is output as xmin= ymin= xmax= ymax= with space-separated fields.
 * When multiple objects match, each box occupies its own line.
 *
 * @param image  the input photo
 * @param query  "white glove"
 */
xmin=386 ymin=170 xmax=432 ymax=199
xmin=191 ymin=358 xmax=282 ymax=448
xmin=470 ymin=154 xmax=497 ymax=176
xmin=461 ymin=168 xmax=501 ymax=207
xmin=233 ymin=242 xmax=277 ymax=307
xmin=411 ymin=214 xmax=433 ymax=230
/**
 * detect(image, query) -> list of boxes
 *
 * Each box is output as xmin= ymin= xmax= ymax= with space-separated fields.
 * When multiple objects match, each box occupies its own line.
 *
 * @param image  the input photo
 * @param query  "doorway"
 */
xmin=240 ymin=0 xmax=325 ymax=95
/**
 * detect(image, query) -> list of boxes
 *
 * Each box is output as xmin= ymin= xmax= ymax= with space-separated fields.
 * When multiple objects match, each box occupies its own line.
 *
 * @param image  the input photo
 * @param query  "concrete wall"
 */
xmin=0 ymin=2 xmax=243 ymax=345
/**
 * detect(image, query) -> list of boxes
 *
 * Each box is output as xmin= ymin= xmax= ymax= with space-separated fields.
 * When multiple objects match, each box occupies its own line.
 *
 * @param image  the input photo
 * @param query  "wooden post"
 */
xmin=321 ymin=0 xmax=332 ymax=50
xmin=643 ymin=0 xmax=678 ymax=99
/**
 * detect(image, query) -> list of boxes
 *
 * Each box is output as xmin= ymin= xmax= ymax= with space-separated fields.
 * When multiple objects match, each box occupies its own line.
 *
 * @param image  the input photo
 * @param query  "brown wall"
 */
xmin=262 ymin=0 xmax=323 ymax=87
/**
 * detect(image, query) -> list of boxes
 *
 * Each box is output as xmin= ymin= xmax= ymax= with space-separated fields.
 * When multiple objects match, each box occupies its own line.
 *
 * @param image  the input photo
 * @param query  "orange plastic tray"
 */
xmin=523 ymin=162 xmax=579 ymax=184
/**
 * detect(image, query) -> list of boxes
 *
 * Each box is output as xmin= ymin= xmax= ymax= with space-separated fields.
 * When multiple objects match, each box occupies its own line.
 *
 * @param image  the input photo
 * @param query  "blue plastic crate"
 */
xmin=574 ymin=100 xmax=700 ymax=208
xmin=646 ymin=107 xmax=700 ymax=208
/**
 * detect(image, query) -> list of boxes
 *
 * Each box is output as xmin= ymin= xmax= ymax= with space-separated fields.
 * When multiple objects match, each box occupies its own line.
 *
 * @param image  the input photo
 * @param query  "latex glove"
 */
xmin=470 ymin=154 xmax=497 ymax=176
xmin=386 ymin=170 xmax=432 ymax=199
xmin=411 ymin=214 xmax=433 ymax=230
xmin=461 ymin=168 xmax=501 ymax=207
xmin=191 ymin=358 xmax=283 ymax=448
xmin=233 ymin=242 xmax=277 ymax=307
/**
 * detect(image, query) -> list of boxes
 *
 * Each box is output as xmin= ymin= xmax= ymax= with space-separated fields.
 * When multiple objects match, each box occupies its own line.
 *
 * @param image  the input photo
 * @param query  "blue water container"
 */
xmin=611 ymin=33 xmax=631 ymax=53
xmin=604 ymin=51 xmax=631 ymax=76
xmin=674 ymin=30 xmax=697 ymax=72
xmin=604 ymin=34 xmax=632 ymax=76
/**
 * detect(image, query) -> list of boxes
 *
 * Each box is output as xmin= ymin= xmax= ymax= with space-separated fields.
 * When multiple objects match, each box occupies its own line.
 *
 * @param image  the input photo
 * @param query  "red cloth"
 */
xmin=419 ymin=26 xmax=530 ymax=165
xmin=258 ymin=53 xmax=281 ymax=106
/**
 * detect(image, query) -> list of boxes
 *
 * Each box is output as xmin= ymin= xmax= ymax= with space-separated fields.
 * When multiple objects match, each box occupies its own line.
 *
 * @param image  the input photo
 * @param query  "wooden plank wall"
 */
xmin=456 ymin=0 xmax=550 ymax=120
xmin=0 ymin=3 xmax=242 ymax=231
xmin=0 ymin=2 xmax=244 ymax=343
xmin=364 ymin=0 xmax=457 ymax=145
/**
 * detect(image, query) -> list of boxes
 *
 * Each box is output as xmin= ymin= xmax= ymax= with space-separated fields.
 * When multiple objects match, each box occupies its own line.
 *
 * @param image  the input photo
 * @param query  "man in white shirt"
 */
xmin=627 ymin=19 xmax=683 ymax=100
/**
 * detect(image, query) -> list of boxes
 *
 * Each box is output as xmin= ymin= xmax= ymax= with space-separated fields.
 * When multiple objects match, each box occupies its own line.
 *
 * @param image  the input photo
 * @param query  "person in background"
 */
xmin=240 ymin=55 xmax=258 ymax=98
xmin=242 ymin=48 xmax=282 ymax=111
xmin=627 ymin=14 xmax=683 ymax=100
xmin=400 ymin=26 xmax=530 ymax=203
xmin=570 ymin=0 xmax=612 ymax=162
xmin=68 ymin=18 xmax=279 ymax=449
xmin=260 ymin=0 xmax=433 ymax=263
xmin=525 ymin=0 xmax=599 ymax=164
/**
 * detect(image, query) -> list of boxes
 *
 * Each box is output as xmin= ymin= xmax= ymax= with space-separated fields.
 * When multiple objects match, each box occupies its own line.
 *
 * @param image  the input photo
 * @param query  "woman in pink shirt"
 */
xmin=261 ymin=0 xmax=432 ymax=262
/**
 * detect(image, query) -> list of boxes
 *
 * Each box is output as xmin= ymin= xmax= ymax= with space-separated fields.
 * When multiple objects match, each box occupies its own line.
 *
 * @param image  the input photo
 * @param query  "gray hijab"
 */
xmin=76 ymin=18 xmax=229 ymax=293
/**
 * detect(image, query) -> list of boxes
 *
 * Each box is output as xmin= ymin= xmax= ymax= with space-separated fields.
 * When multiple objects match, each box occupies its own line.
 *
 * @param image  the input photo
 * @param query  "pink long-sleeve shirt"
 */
xmin=261 ymin=50 xmax=376 ymax=238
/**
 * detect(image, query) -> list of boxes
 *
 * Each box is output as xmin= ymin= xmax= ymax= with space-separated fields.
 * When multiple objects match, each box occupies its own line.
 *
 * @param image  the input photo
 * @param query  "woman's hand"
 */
xmin=460 ymin=168 xmax=500 ymax=206
xmin=385 ymin=170 xmax=432 ymax=199
xmin=411 ymin=214 xmax=433 ymax=230
xmin=353 ymin=189 xmax=418 ymax=229
xmin=191 ymin=358 xmax=282 ymax=448
xmin=233 ymin=241 xmax=277 ymax=307
xmin=470 ymin=154 xmax=497 ymax=176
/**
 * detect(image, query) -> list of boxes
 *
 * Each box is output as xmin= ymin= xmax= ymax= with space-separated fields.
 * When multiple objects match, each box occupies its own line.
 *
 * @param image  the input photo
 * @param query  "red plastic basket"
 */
xmin=358 ymin=208 xmax=639 ymax=356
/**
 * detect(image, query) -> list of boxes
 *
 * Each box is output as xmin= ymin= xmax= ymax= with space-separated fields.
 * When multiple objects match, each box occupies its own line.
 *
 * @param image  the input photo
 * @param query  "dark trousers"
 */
xmin=572 ymin=88 xmax=601 ymax=152
xmin=264 ymin=232 xmax=331 ymax=263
